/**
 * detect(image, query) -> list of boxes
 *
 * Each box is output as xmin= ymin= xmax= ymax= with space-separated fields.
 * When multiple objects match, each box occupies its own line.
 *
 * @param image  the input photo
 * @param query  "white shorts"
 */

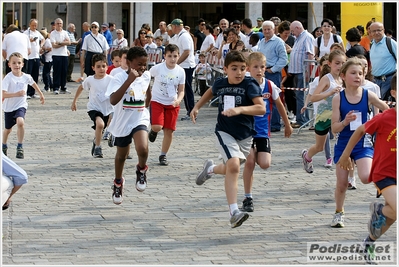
xmin=215 ymin=131 xmax=252 ymax=165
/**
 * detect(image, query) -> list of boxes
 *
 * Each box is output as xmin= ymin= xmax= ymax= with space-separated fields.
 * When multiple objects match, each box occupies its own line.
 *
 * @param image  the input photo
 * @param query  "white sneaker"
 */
xmin=331 ymin=212 xmax=345 ymax=228
xmin=348 ymin=177 xmax=357 ymax=190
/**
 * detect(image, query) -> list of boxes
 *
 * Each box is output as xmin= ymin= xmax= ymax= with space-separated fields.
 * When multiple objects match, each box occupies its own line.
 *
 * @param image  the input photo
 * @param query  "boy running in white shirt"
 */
xmin=2 ymin=52 xmax=45 ymax=159
xmin=71 ymin=53 xmax=114 ymax=158
xmin=148 ymin=44 xmax=185 ymax=166
xmin=105 ymin=47 xmax=152 ymax=205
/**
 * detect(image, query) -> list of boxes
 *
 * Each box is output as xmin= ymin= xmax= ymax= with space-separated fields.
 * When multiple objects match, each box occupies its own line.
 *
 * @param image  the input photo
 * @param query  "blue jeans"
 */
xmin=374 ymin=74 xmax=394 ymax=101
xmin=27 ymin=58 xmax=40 ymax=96
xmin=183 ymin=67 xmax=195 ymax=116
xmin=265 ymin=71 xmax=282 ymax=130
xmin=292 ymin=73 xmax=309 ymax=125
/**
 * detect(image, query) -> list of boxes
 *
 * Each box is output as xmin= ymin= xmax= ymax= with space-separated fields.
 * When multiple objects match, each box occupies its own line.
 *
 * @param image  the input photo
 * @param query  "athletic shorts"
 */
xmin=88 ymin=110 xmax=110 ymax=130
xmin=150 ymin=101 xmax=179 ymax=131
xmin=114 ymin=125 xmax=148 ymax=148
xmin=333 ymin=146 xmax=374 ymax=164
xmin=215 ymin=130 xmax=252 ymax=165
xmin=252 ymin=137 xmax=271 ymax=153
xmin=315 ymin=126 xmax=330 ymax=136
xmin=374 ymin=177 xmax=396 ymax=198
xmin=4 ymin=107 xmax=26 ymax=129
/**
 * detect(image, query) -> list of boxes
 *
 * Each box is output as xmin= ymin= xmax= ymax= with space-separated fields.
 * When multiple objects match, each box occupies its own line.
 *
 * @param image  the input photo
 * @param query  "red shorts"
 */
xmin=150 ymin=101 xmax=179 ymax=131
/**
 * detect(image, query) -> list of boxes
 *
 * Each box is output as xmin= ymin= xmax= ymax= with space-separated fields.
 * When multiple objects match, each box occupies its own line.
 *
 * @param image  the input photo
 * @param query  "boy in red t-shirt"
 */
xmin=337 ymin=73 xmax=397 ymax=264
xmin=106 ymin=49 xmax=121 ymax=74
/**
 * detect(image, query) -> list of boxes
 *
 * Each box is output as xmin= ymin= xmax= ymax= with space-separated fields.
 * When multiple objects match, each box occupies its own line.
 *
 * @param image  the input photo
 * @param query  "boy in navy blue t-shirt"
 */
xmin=190 ymin=50 xmax=265 ymax=228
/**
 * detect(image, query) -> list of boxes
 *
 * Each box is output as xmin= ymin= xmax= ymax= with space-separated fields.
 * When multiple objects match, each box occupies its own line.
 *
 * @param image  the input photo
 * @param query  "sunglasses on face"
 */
xmin=200 ymin=23 xmax=205 ymax=26
xmin=140 ymin=32 xmax=146 ymax=34
xmin=91 ymin=25 xmax=98 ymax=28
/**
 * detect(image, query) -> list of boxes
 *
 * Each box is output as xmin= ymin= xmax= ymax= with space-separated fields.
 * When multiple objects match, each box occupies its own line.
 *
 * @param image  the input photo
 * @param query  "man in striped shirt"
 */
xmin=288 ymin=20 xmax=315 ymax=128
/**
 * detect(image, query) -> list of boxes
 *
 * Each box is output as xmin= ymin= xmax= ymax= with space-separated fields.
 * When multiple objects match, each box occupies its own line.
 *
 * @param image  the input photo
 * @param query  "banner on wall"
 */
xmin=340 ymin=2 xmax=383 ymax=47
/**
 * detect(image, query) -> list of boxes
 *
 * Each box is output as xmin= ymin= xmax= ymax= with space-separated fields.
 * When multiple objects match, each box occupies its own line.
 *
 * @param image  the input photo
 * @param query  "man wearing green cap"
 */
xmin=253 ymin=17 xmax=264 ymax=33
xmin=171 ymin=18 xmax=196 ymax=120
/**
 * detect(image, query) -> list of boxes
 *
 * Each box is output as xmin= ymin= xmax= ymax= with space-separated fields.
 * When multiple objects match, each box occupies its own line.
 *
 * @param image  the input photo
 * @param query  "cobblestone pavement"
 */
xmin=2 ymin=63 xmax=397 ymax=265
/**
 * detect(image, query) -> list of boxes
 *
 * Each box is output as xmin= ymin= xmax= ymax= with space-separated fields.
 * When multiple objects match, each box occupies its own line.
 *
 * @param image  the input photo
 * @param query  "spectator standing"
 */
xmin=200 ymin=24 xmax=215 ymax=53
xmin=80 ymin=22 xmax=109 ymax=79
xmin=113 ymin=29 xmax=128 ymax=49
xmin=153 ymin=21 xmax=170 ymax=46
xmin=50 ymin=18 xmax=71 ymax=94
xmin=369 ymin=21 xmax=397 ymax=101
xmin=311 ymin=27 xmax=323 ymax=38
xmin=231 ymin=20 xmax=247 ymax=41
xmin=109 ymin=22 xmax=117 ymax=41
xmin=359 ymin=21 xmax=373 ymax=53
xmin=2 ymin=24 xmax=30 ymax=74
xmin=170 ymin=18 xmax=196 ymax=121
xmin=101 ymin=23 xmax=113 ymax=65
xmin=288 ymin=21 xmax=314 ymax=128
xmin=133 ymin=29 xmax=147 ymax=47
xmin=23 ymin=19 xmax=44 ymax=99
xmin=257 ymin=20 xmax=288 ymax=132
xmin=39 ymin=29 xmax=53 ymax=92
xmin=66 ymin=23 xmax=81 ymax=82
xmin=241 ymin=18 xmax=256 ymax=50
xmin=193 ymin=18 xmax=206 ymax=51
xmin=215 ymin=18 xmax=229 ymax=49
xmin=253 ymin=17 xmax=263 ymax=33
xmin=212 ymin=24 xmax=220 ymax=40
xmin=314 ymin=19 xmax=344 ymax=59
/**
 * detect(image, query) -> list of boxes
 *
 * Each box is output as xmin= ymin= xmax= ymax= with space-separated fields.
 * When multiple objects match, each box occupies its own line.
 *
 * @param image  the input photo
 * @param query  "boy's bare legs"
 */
xmin=161 ymin=128 xmax=173 ymax=155
xmin=2 ymin=128 xmax=12 ymax=153
xmin=94 ymin=117 xmax=105 ymax=147
xmin=132 ymin=130 xmax=148 ymax=169
xmin=114 ymin=146 xmax=129 ymax=179
xmin=16 ymin=117 xmax=25 ymax=144
xmin=223 ymin=157 xmax=240 ymax=206
xmin=243 ymin=150 xmax=256 ymax=195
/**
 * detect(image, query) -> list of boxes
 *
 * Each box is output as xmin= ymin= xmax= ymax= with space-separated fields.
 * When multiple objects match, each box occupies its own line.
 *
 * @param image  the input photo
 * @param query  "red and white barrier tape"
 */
xmin=284 ymin=87 xmax=309 ymax=91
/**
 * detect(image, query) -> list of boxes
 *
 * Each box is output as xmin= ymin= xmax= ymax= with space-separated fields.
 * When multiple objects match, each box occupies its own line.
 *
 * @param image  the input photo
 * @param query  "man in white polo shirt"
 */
xmin=170 ymin=18 xmax=196 ymax=120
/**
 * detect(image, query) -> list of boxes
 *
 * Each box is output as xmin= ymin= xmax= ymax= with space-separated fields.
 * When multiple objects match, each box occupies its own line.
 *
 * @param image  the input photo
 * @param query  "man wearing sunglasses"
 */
xmin=79 ymin=21 xmax=109 ymax=79
xmin=194 ymin=18 xmax=206 ymax=52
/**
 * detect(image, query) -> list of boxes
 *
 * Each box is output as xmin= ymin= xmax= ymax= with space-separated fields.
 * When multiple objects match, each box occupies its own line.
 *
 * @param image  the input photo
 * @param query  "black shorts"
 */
xmin=375 ymin=177 xmax=396 ymax=198
xmin=315 ymin=126 xmax=330 ymax=136
xmin=4 ymin=108 xmax=26 ymax=129
xmin=251 ymin=137 xmax=271 ymax=153
xmin=88 ymin=110 xmax=110 ymax=130
xmin=114 ymin=125 xmax=148 ymax=148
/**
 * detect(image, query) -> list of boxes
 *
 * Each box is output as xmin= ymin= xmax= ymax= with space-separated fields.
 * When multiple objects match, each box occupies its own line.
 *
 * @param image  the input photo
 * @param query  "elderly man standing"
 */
xmin=369 ymin=22 xmax=397 ymax=101
xmin=288 ymin=21 xmax=315 ymax=128
xmin=66 ymin=23 xmax=81 ymax=82
xmin=257 ymin=20 xmax=288 ymax=132
xmin=24 ymin=19 xmax=44 ymax=98
xmin=214 ymin=18 xmax=229 ymax=50
xmin=50 ymin=18 xmax=71 ymax=94
xmin=170 ymin=18 xmax=195 ymax=121
xmin=154 ymin=21 xmax=170 ymax=46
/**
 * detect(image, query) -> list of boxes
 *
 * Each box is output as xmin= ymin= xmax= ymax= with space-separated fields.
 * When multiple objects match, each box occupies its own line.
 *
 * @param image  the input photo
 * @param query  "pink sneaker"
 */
xmin=324 ymin=158 xmax=333 ymax=168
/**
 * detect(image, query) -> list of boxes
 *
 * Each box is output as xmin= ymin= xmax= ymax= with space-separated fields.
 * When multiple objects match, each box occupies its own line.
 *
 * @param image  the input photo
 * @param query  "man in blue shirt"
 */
xmin=257 ymin=20 xmax=288 ymax=132
xmin=101 ymin=23 xmax=113 ymax=65
xmin=369 ymin=22 xmax=397 ymax=101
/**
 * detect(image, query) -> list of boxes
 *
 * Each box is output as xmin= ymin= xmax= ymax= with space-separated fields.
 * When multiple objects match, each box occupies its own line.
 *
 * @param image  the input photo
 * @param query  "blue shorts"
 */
xmin=333 ymin=145 xmax=374 ymax=164
xmin=374 ymin=177 xmax=396 ymax=198
xmin=114 ymin=125 xmax=148 ymax=148
xmin=4 ymin=108 xmax=26 ymax=129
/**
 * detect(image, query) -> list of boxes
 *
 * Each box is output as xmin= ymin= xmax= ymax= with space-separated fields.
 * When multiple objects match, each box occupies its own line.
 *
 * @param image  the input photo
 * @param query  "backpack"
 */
xmin=316 ymin=34 xmax=339 ymax=57
xmin=370 ymin=36 xmax=396 ymax=62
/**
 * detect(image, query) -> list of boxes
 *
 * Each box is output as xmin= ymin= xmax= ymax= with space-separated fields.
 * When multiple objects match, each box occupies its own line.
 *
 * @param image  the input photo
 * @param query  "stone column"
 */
xmin=245 ymin=2 xmax=263 ymax=25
